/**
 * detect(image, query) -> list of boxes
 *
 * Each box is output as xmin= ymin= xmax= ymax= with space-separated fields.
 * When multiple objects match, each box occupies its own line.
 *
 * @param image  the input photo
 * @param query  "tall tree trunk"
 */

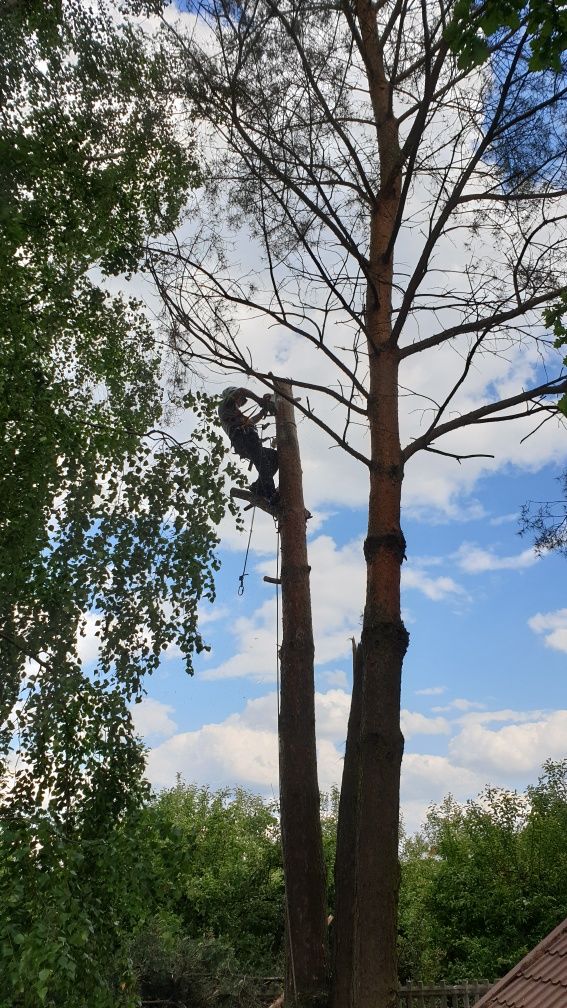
xmin=275 ymin=380 xmax=328 ymax=1007
xmin=332 ymin=640 xmax=363 ymax=1008
xmin=350 ymin=5 xmax=408 ymax=1007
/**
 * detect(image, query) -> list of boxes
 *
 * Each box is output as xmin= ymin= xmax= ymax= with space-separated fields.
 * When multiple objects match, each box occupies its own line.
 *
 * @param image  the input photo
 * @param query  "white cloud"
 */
xmin=402 ymin=567 xmax=467 ymax=602
xmin=401 ymin=711 xmax=451 ymax=736
xmin=314 ymin=689 xmax=350 ymax=740
xmin=489 ymin=512 xmax=519 ymax=527
xmin=205 ymin=534 xmax=364 ymax=681
xmin=456 ymin=708 xmax=546 ymax=726
xmin=449 ymin=710 xmax=567 ymax=775
xmin=528 ymin=608 xmax=567 ymax=653
xmin=216 ymin=507 xmax=286 ymax=556
xmin=203 ymin=607 xmax=279 ymax=682
xmin=401 ymin=753 xmax=482 ymax=802
xmin=144 ymin=688 xmax=457 ymax=830
xmin=401 ymin=754 xmax=484 ymax=833
xmin=147 ymin=721 xmax=280 ymax=792
xmin=323 ymin=669 xmax=349 ymax=689
xmin=205 ymin=532 xmax=479 ymax=684
xmin=432 ymin=698 xmax=485 ymax=713
xmin=415 ymin=686 xmax=446 ymax=696
xmin=131 ymin=697 xmax=178 ymax=740
xmin=197 ymin=603 xmax=231 ymax=627
xmin=455 ymin=542 xmax=539 ymax=574
xmin=145 ymin=689 xmax=345 ymax=794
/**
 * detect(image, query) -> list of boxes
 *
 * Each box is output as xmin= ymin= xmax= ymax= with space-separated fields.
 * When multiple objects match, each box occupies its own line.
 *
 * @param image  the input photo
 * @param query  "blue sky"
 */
xmin=128 ymin=448 xmax=567 ymax=834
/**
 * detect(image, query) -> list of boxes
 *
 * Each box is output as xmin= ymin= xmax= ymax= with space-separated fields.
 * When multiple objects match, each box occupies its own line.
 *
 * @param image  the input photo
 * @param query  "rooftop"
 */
xmin=475 ymin=917 xmax=567 ymax=1008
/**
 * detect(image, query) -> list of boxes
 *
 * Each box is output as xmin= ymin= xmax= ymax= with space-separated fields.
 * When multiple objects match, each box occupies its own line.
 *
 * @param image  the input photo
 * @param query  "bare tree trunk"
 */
xmin=275 ymin=380 xmax=329 ymax=1007
xmin=349 ymin=6 xmax=408 ymax=1007
xmin=332 ymin=640 xmax=363 ymax=1008
xmin=352 ymin=333 xmax=407 ymax=1008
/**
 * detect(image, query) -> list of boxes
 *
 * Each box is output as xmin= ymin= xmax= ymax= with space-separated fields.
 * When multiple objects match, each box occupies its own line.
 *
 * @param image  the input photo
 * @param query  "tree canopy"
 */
xmin=447 ymin=0 xmax=567 ymax=71
xmin=399 ymin=760 xmax=567 ymax=983
xmin=125 ymin=767 xmax=567 ymax=1001
xmin=0 ymin=2 xmax=233 ymax=1003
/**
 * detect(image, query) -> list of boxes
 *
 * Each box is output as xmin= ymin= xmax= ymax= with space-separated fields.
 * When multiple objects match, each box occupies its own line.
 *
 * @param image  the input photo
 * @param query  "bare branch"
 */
xmin=424 ymin=446 xmax=495 ymax=462
xmin=400 ymin=290 xmax=566 ymax=359
xmin=403 ymin=378 xmax=567 ymax=461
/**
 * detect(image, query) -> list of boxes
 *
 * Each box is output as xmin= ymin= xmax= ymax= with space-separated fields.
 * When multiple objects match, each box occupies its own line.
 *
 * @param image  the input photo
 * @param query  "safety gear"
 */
xmin=221 ymin=386 xmax=241 ymax=400
xmin=231 ymin=427 xmax=278 ymax=501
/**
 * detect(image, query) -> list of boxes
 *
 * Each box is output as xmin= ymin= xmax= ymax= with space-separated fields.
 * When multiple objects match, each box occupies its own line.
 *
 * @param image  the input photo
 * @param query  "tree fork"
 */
xmin=275 ymin=379 xmax=329 ymax=1007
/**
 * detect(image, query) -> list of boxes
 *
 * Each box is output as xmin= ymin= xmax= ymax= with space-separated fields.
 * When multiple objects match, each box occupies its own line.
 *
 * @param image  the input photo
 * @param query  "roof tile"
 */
xmin=475 ymin=918 xmax=567 ymax=1008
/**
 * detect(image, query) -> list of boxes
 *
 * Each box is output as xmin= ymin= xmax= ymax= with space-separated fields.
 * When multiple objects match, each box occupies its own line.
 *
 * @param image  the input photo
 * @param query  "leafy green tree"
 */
xmin=399 ymin=760 xmax=567 ymax=983
xmin=0 ymin=766 xmax=152 ymax=1007
xmin=398 ymin=831 xmax=440 ymax=984
xmin=0 ymin=2 xmax=233 ymax=1004
xmin=446 ymin=0 xmax=567 ymax=71
xmin=128 ymin=784 xmax=340 ymax=1000
xmin=136 ymin=783 xmax=286 ymax=976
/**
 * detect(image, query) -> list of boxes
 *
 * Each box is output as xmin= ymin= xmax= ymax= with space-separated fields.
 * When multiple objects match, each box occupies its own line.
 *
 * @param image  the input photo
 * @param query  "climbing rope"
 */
xmin=273 ymin=524 xmax=298 ymax=1004
xmin=237 ymin=417 xmax=276 ymax=597
xmin=275 ymin=524 xmax=280 ymax=715
xmin=237 ymin=501 xmax=256 ymax=596
xmin=236 ymin=507 xmax=297 ymax=1000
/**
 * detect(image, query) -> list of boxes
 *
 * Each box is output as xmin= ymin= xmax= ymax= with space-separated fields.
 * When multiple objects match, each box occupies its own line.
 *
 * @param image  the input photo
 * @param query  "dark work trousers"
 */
xmin=230 ymin=427 xmax=278 ymax=499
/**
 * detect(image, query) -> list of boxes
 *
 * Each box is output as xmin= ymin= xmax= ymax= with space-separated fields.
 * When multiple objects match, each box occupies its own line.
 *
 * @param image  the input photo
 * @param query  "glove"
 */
xmin=262 ymin=393 xmax=277 ymax=415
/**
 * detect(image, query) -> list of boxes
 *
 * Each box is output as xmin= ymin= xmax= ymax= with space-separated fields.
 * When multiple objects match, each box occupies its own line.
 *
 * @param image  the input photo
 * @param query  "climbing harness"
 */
xmin=236 ymin=421 xmax=276 ymax=595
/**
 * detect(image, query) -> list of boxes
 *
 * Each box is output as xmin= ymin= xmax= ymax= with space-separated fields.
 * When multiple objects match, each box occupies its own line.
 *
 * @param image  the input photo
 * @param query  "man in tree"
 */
xmin=218 ymin=387 xmax=279 ymax=504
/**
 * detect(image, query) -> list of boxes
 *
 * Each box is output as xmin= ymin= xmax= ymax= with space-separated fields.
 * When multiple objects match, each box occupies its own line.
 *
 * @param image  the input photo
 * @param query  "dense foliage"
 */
xmin=0 ymin=2 xmax=233 ymax=1004
xmin=138 ymin=783 xmax=286 ymax=974
xmin=121 ymin=767 xmax=567 ymax=1001
xmin=1 ymin=0 xmax=212 ymax=685
xmin=399 ymin=760 xmax=567 ymax=983
xmin=447 ymin=0 xmax=567 ymax=70
xmin=130 ymin=783 xmax=337 ymax=1002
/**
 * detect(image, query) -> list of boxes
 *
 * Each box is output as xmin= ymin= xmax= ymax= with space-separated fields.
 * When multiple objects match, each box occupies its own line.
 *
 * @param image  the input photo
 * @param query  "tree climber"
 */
xmin=218 ymin=386 xmax=279 ymax=505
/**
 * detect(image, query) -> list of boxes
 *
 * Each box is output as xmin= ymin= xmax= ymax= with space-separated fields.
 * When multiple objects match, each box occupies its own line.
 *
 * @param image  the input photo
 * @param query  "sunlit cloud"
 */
xmin=528 ymin=608 xmax=567 ymax=653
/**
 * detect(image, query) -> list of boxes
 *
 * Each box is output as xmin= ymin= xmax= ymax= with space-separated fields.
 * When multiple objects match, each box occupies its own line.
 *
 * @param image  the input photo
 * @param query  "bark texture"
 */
xmin=332 ymin=640 xmax=363 ymax=1008
xmin=350 ymin=5 xmax=408 ymax=1007
xmin=275 ymin=380 xmax=328 ymax=1007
